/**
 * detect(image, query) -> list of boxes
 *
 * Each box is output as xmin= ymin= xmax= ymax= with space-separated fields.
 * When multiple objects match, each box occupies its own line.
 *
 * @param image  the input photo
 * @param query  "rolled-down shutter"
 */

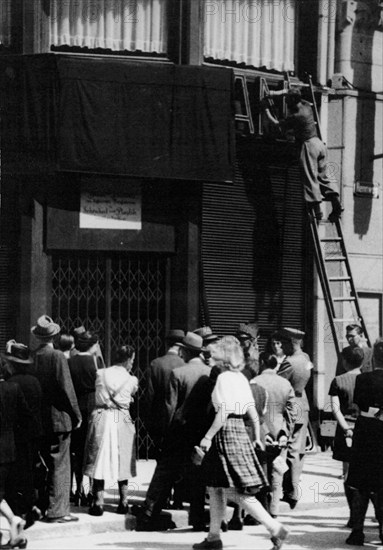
xmin=201 ymin=155 xmax=307 ymax=338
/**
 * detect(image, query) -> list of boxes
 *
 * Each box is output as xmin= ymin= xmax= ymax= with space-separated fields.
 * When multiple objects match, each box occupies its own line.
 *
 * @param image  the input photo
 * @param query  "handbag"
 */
xmin=191 ymin=445 xmax=205 ymax=466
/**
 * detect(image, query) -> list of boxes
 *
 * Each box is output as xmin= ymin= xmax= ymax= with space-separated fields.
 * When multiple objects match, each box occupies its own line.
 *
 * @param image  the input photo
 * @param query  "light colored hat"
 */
xmin=282 ymin=327 xmax=305 ymax=339
xmin=193 ymin=326 xmax=219 ymax=344
xmin=178 ymin=332 xmax=205 ymax=352
xmin=31 ymin=315 xmax=60 ymax=340
xmin=237 ymin=322 xmax=259 ymax=341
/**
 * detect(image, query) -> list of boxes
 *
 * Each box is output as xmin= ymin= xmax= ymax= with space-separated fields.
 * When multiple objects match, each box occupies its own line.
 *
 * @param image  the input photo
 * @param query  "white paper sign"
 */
xmin=80 ymin=192 xmax=141 ymax=230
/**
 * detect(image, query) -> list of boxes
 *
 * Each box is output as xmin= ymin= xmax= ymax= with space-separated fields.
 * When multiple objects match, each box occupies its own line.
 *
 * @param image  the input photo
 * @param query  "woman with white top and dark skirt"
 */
xmin=194 ymin=336 xmax=289 ymax=550
xmin=83 ymin=345 xmax=138 ymax=516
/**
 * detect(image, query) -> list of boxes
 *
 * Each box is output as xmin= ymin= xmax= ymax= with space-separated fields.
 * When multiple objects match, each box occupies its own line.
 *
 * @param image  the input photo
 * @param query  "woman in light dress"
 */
xmin=83 ymin=345 xmax=138 ymax=516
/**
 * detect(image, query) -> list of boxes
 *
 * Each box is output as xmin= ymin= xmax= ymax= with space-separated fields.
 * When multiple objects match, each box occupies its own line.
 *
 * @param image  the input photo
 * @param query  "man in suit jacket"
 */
xmin=253 ymin=353 xmax=297 ymax=517
xmin=143 ymin=329 xmax=185 ymax=449
xmin=31 ymin=315 xmax=81 ymax=523
xmin=277 ymin=327 xmax=312 ymax=509
xmin=136 ymin=332 xmax=211 ymax=531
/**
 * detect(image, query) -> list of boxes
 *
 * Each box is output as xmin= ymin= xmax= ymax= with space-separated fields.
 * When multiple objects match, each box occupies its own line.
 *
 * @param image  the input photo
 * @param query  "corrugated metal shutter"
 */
xmin=0 ymin=245 xmax=17 ymax=350
xmin=201 ymin=153 xmax=307 ymax=338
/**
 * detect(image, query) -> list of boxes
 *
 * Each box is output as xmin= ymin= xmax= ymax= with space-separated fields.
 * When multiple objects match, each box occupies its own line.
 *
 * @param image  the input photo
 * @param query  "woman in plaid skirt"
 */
xmin=193 ymin=336 xmax=289 ymax=550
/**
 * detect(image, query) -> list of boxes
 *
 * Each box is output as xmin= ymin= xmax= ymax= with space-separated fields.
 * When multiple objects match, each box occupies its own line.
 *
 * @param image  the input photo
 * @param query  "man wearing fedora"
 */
xmin=2 ymin=341 xmax=43 ymax=524
xmin=31 ymin=315 xmax=82 ymax=523
xmin=136 ymin=332 xmax=211 ymax=531
xmin=143 ymin=329 xmax=185 ymax=451
xmin=277 ymin=327 xmax=312 ymax=510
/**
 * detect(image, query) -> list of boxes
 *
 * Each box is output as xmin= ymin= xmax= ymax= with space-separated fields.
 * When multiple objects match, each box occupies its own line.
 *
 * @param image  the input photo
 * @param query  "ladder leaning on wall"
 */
xmin=305 ymin=73 xmax=370 ymax=355
xmin=308 ymin=213 xmax=371 ymax=356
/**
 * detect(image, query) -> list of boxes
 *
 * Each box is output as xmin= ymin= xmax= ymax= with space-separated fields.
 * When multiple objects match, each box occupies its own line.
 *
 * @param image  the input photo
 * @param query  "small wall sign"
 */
xmin=80 ymin=192 xmax=142 ymax=229
xmin=354 ymin=181 xmax=380 ymax=198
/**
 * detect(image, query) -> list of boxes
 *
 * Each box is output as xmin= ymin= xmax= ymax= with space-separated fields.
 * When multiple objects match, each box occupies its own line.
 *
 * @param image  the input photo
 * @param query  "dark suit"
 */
xmin=6 ymin=372 xmax=43 ymax=515
xmin=34 ymin=344 xmax=81 ymax=519
xmin=254 ymin=369 xmax=297 ymax=515
xmin=141 ymin=357 xmax=211 ymax=527
xmin=0 ymin=380 xmax=31 ymax=499
xmin=278 ymin=350 xmax=311 ymax=502
xmin=143 ymin=350 xmax=184 ymax=447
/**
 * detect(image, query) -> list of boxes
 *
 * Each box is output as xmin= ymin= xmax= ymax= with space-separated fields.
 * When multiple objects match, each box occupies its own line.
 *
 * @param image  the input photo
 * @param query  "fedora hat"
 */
xmin=194 ymin=326 xmax=219 ymax=344
xmin=2 ymin=340 xmax=33 ymax=364
xmin=31 ymin=315 xmax=60 ymax=340
xmin=281 ymin=327 xmax=305 ymax=340
xmin=166 ymin=329 xmax=185 ymax=344
xmin=237 ymin=322 xmax=259 ymax=341
xmin=179 ymin=332 xmax=205 ymax=352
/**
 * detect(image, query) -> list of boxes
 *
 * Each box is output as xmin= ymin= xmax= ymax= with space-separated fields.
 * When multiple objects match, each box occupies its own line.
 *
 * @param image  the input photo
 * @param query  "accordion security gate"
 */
xmin=52 ymin=253 xmax=168 ymax=459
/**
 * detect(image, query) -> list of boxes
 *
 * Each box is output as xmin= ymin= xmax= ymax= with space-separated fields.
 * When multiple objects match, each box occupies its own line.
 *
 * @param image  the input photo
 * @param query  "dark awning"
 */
xmin=0 ymin=54 xmax=235 ymax=183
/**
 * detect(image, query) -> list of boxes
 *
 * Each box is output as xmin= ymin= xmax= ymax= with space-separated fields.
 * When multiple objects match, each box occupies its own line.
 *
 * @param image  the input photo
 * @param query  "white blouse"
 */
xmin=211 ymin=370 xmax=256 ymax=416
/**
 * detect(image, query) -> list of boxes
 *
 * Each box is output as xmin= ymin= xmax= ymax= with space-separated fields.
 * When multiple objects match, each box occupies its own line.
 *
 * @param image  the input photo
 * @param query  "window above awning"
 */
xmin=0 ymin=55 xmax=235 ymax=183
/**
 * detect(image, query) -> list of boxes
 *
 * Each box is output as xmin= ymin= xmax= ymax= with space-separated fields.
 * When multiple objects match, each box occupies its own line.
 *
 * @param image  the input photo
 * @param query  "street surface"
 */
xmin=26 ymin=451 xmax=381 ymax=550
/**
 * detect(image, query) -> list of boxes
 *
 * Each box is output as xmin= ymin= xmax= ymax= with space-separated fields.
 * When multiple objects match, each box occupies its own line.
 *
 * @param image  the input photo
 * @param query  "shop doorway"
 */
xmin=51 ymin=252 xmax=169 ymax=458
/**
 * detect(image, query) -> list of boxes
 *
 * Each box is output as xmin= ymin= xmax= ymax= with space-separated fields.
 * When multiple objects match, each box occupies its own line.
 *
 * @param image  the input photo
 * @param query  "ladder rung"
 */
xmin=329 ymin=276 xmax=351 ymax=281
xmin=325 ymin=256 xmax=346 ymax=261
xmin=334 ymin=318 xmax=360 ymax=322
xmin=321 ymin=237 xmax=342 ymax=242
xmin=333 ymin=296 xmax=356 ymax=302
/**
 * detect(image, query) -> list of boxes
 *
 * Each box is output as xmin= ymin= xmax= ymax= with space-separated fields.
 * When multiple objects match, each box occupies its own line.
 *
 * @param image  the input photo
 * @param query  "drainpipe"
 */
xmin=317 ymin=0 xmax=337 ymax=85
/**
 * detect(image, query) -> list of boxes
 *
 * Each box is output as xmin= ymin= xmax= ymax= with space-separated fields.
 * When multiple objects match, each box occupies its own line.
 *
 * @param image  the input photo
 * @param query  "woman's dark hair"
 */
xmin=343 ymin=346 xmax=364 ymax=368
xmin=264 ymin=331 xmax=293 ymax=356
xmin=76 ymin=330 xmax=98 ymax=352
xmin=115 ymin=345 xmax=135 ymax=363
xmin=259 ymin=352 xmax=278 ymax=371
xmin=56 ymin=334 xmax=75 ymax=353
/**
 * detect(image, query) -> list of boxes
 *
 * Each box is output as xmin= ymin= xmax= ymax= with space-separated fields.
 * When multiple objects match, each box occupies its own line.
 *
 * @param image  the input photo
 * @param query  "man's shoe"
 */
xmin=44 ymin=514 xmax=79 ymax=523
xmin=243 ymin=514 xmax=260 ymax=526
xmin=346 ymin=530 xmax=365 ymax=545
xmin=227 ymin=516 xmax=243 ymax=530
xmin=89 ymin=505 xmax=104 ymax=517
xmin=192 ymin=538 xmax=223 ymax=550
xmin=281 ymin=495 xmax=298 ymax=509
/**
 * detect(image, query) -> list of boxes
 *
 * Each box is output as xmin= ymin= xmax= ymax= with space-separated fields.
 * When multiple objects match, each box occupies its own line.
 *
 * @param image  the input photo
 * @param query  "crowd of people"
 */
xmin=0 ymin=314 xmax=382 ymax=550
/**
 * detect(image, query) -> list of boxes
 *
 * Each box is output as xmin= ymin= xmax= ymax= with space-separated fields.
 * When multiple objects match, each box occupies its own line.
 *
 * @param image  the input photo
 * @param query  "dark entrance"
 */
xmin=51 ymin=252 xmax=169 ymax=458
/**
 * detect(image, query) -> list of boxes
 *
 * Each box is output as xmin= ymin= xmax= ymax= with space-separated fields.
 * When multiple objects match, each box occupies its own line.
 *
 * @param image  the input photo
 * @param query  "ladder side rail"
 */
xmin=335 ymin=220 xmax=371 ymax=346
xmin=309 ymin=215 xmax=336 ymax=318
xmin=308 ymin=216 xmax=341 ymax=356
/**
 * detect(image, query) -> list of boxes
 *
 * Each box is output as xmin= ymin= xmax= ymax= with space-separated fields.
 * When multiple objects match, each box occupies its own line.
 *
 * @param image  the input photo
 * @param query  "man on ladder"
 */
xmin=261 ymin=87 xmax=343 ymax=223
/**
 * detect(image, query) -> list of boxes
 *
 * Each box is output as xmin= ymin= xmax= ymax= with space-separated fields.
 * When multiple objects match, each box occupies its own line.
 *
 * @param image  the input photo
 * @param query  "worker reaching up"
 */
xmin=262 ymin=88 xmax=343 ymax=223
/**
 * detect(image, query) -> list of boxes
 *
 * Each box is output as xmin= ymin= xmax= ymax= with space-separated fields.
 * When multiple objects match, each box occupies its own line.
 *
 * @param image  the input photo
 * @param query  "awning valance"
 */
xmin=0 ymin=55 xmax=235 ymax=183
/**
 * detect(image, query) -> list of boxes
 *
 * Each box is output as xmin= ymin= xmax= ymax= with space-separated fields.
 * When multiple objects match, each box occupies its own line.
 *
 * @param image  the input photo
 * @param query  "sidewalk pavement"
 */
xmin=21 ymin=449 xmax=380 ymax=548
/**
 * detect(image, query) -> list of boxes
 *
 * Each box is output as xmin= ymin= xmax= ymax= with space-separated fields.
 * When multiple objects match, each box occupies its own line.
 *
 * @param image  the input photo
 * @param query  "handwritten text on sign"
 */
xmin=80 ymin=193 xmax=142 ymax=230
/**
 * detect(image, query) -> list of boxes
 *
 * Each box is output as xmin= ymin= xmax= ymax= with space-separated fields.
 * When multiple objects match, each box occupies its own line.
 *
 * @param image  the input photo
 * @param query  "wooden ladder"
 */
xmin=308 ymin=213 xmax=370 ymax=355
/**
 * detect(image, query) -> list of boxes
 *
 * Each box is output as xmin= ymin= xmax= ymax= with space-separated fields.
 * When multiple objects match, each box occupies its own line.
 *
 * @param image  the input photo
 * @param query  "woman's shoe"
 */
xmin=116 ymin=502 xmax=130 ymax=515
xmin=89 ymin=505 xmax=104 ymax=516
xmin=192 ymin=539 xmax=223 ymax=550
xmin=73 ymin=490 xmax=88 ymax=507
xmin=0 ymin=539 xmax=28 ymax=549
xmin=11 ymin=537 xmax=28 ymax=549
xmin=271 ymin=524 xmax=290 ymax=550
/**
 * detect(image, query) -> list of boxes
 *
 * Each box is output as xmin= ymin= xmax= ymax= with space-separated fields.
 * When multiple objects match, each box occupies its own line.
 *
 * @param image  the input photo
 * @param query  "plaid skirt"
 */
xmin=201 ymin=416 xmax=269 ymax=495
